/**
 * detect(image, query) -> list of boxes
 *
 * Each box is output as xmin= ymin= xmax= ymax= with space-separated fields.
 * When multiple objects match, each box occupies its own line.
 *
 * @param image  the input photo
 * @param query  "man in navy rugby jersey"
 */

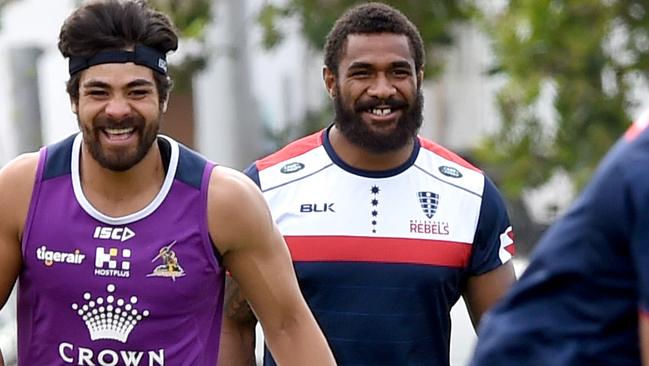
xmin=470 ymin=114 xmax=649 ymax=366
xmin=219 ymin=3 xmax=517 ymax=365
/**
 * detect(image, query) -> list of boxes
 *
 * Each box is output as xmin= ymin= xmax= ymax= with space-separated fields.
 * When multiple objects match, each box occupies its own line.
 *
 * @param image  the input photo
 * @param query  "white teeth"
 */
xmin=370 ymin=108 xmax=392 ymax=116
xmin=105 ymin=127 xmax=134 ymax=135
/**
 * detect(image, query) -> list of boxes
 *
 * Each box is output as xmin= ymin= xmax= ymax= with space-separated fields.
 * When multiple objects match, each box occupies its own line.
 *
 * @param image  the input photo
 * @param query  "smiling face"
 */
xmin=74 ymin=62 xmax=163 ymax=172
xmin=325 ymin=33 xmax=423 ymax=153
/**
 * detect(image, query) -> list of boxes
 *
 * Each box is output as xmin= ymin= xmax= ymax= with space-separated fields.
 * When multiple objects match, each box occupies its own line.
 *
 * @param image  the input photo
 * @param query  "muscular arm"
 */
xmin=0 ymin=153 xmax=38 ymax=361
xmin=463 ymin=261 xmax=516 ymax=329
xmin=209 ymin=166 xmax=335 ymax=366
xmin=218 ymin=275 xmax=257 ymax=366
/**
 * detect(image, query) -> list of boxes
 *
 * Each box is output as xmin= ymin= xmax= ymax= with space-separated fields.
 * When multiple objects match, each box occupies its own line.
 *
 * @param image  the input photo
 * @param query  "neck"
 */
xmin=328 ymin=125 xmax=415 ymax=171
xmin=79 ymin=139 xmax=165 ymax=217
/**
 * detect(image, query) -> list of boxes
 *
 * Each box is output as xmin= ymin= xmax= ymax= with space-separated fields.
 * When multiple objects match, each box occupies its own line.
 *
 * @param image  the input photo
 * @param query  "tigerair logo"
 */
xmin=95 ymin=247 xmax=131 ymax=278
xmin=60 ymin=284 xmax=165 ymax=365
xmin=93 ymin=226 xmax=135 ymax=242
xmin=36 ymin=246 xmax=85 ymax=266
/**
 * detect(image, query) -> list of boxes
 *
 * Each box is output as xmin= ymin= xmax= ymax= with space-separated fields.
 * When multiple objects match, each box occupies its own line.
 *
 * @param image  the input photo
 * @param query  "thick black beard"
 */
xmin=333 ymin=89 xmax=424 ymax=153
xmin=80 ymin=113 xmax=160 ymax=172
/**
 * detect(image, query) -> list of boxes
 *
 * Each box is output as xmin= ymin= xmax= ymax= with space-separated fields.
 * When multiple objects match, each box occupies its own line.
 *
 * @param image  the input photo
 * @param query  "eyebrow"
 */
xmin=347 ymin=60 xmax=414 ymax=70
xmin=82 ymin=78 xmax=155 ymax=89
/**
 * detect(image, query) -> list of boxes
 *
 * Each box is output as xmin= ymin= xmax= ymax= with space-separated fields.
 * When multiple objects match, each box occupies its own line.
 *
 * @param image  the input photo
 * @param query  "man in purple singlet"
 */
xmin=0 ymin=1 xmax=335 ymax=365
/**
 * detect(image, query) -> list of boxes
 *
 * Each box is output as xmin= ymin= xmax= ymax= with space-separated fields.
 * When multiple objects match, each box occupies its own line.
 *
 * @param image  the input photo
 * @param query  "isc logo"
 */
xmin=300 ymin=203 xmax=335 ymax=213
xmin=93 ymin=226 xmax=135 ymax=242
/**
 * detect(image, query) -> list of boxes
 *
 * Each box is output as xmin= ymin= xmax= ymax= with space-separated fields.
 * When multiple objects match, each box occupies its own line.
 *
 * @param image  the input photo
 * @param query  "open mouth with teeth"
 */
xmin=363 ymin=106 xmax=401 ymax=122
xmin=102 ymin=127 xmax=136 ymax=142
xmin=370 ymin=108 xmax=393 ymax=116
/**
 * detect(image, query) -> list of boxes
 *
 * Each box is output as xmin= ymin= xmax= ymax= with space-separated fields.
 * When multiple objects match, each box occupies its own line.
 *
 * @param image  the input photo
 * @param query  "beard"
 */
xmin=333 ymin=87 xmax=424 ymax=153
xmin=79 ymin=112 xmax=160 ymax=172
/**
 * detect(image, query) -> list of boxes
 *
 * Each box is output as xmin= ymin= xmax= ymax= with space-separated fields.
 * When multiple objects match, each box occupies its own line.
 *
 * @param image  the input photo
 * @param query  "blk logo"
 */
xmin=300 ymin=203 xmax=335 ymax=213
xmin=93 ymin=226 xmax=135 ymax=242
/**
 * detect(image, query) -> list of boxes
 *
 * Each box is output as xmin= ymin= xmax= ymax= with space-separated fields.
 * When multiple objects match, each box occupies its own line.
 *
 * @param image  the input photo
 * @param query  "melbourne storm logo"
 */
xmin=417 ymin=191 xmax=439 ymax=219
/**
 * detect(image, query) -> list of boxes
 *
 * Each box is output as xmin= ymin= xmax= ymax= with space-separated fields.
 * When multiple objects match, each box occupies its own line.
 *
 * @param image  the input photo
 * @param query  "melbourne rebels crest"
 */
xmin=417 ymin=191 xmax=439 ymax=219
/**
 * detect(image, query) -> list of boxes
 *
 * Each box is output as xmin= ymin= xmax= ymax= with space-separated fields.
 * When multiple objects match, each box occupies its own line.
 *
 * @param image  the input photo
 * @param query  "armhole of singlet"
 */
xmin=21 ymin=147 xmax=47 ymax=258
xmin=199 ymin=162 xmax=224 ymax=270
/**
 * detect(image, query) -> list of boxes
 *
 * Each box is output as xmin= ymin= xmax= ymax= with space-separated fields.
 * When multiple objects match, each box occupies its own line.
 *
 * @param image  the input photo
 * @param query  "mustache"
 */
xmin=93 ymin=115 xmax=143 ymax=129
xmin=354 ymin=97 xmax=408 ymax=112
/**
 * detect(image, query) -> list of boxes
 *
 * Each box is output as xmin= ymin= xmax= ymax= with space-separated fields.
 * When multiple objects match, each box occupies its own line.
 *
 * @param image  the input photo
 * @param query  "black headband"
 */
xmin=68 ymin=44 xmax=168 ymax=76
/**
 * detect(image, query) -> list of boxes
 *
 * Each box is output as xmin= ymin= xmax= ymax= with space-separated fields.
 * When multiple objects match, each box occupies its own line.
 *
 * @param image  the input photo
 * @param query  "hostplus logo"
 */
xmin=59 ymin=284 xmax=165 ymax=365
xmin=93 ymin=226 xmax=134 ymax=278
xmin=95 ymin=247 xmax=131 ymax=278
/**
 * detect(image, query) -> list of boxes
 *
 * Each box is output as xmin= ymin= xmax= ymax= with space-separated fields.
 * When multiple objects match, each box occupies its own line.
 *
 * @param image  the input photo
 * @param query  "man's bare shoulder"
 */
xmin=0 ymin=152 xmax=40 ymax=234
xmin=207 ymin=166 xmax=274 ymax=255
xmin=0 ymin=152 xmax=39 ymax=190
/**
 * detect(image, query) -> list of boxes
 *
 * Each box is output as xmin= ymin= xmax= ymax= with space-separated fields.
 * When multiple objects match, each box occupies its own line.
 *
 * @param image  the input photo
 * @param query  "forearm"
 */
xmin=219 ymin=276 xmax=258 ymax=366
xmin=263 ymin=312 xmax=336 ymax=366
xmin=218 ymin=322 xmax=256 ymax=366
xmin=640 ymin=315 xmax=649 ymax=366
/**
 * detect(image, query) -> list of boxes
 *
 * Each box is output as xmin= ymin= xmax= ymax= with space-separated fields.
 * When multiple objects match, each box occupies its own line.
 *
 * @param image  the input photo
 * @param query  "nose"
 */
xmin=104 ymin=96 xmax=132 ymax=120
xmin=367 ymin=73 xmax=396 ymax=100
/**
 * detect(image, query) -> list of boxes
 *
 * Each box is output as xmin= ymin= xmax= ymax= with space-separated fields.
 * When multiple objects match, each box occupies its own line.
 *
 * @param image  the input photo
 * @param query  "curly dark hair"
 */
xmin=324 ymin=2 xmax=424 ymax=77
xmin=58 ymin=0 xmax=179 ymax=105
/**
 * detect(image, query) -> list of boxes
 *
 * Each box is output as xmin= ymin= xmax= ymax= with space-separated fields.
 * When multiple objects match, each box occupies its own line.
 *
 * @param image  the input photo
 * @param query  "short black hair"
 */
xmin=58 ymin=0 xmax=179 ymax=105
xmin=324 ymin=2 xmax=424 ymax=76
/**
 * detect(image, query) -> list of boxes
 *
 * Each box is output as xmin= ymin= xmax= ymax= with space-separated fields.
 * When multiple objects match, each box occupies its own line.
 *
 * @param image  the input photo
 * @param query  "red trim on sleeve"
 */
xmin=639 ymin=307 xmax=649 ymax=319
xmin=256 ymin=131 xmax=324 ymax=171
xmin=418 ymin=137 xmax=482 ymax=173
xmin=285 ymin=236 xmax=472 ymax=268
xmin=625 ymin=121 xmax=648 ymax=141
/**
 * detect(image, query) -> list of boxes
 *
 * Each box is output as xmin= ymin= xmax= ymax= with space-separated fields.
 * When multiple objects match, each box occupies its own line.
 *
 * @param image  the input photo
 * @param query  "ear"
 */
xmin=161 ymin=93 xmax=170 ymax=113
xmin=417 ymin=69 xmax=424 ymax=88
xmin=70 ymin=98 xmax=78 ymax=114
xmin=323 ymin=66 xmax=337 ymax=99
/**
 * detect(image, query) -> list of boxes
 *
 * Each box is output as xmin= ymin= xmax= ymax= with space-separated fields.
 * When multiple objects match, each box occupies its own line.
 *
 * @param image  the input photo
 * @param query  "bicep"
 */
xmin=0 ymin=155 xmax=36 ymax=308
xmin=208 ymin=167 xmax=305 ymax=329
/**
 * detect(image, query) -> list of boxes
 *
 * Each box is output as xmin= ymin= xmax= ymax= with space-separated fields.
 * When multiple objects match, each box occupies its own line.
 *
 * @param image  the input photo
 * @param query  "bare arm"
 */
xmin=463 ymin=261 xmax=516 ymax=329
xmin=0 ymin=153 xmax=38 ymax=361
xmin=209 ymin=166 xmax=335 ymax=366
xmin=218 ymin=275 xmax=257 ymax=366
xmin=641 ymin=315 xmax=649 ymax=366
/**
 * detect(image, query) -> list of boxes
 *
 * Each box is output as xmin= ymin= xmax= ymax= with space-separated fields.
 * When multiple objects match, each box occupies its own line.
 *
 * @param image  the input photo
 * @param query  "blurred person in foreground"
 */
xmin=0 ymin=1 xmax=336 ymax=365
xmin=219 ymin=3 xmax=517 ymax=365
xmin=470 ymin=113 xmax=649 ymax=366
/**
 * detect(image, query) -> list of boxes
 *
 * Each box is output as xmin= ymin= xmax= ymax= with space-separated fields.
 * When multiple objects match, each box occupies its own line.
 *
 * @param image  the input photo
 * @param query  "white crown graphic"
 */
xmin=72 ymin=284 xmax=150 ymax=343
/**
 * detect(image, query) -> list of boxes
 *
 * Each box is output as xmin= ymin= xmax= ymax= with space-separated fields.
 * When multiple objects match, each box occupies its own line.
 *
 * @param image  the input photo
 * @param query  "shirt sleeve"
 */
xmin=628 ymin=160 xmax=649 ymax=315
xmin=468 ymin=176 xmax=515 ymax=276
xmin=242 ymin=162 xmax=261 ymax=187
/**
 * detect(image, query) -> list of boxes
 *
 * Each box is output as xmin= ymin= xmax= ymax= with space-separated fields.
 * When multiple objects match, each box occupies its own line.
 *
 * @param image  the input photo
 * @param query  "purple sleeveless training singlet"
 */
xmin=17 ymin=133 xmax=224 ymax=365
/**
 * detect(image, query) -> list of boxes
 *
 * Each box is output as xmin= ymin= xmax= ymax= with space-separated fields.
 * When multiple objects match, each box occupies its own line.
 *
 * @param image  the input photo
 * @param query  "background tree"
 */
xmin=148 ymin=0 xmax=212 ymax=91
xmin=474 ymin=0 xmax=649 ymax=199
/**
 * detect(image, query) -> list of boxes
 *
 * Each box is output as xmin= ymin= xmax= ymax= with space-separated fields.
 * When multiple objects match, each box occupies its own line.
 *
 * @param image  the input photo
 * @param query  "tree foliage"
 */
xmin=148 ymin=0 xmax=213 ymax=91
xmin=258 ymin=0 xmax=474 ymax=77
xmin=474 ymin=0 xmax=649 ymax=198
